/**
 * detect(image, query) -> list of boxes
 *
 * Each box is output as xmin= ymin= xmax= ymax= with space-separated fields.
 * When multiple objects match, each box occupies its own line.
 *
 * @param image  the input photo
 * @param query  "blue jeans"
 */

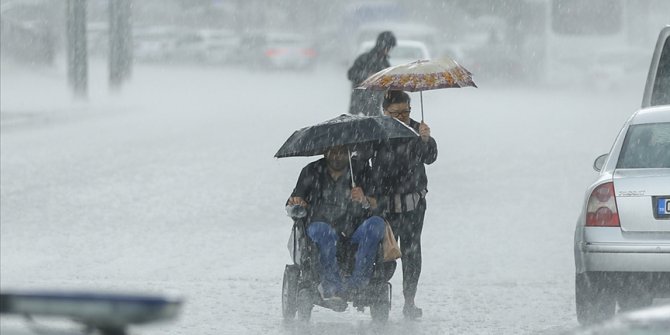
xmin=306 ymin=216 xmax=385 ymax=296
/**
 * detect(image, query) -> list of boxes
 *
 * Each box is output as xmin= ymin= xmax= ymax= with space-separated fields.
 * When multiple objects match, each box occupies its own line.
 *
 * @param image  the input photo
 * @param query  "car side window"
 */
xmin=617 ymin=123 xmax=670 ymax=169
xmin=651 ymin=37 xmax=669 ymax=106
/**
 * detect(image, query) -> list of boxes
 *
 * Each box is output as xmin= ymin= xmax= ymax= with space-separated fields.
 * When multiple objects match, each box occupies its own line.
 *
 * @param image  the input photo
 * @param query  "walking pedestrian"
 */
xmin=371 ymin=90 xmax=437 ymax=319
xmin=347 ymin=31 xmax=396 ymax=116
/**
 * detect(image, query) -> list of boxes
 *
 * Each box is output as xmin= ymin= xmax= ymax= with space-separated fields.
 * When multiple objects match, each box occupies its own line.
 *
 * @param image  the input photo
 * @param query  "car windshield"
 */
xmin=391 ymin=46 xmax=425 ymax=59
xmin=617 ymin=122 xmax=670 ymax=168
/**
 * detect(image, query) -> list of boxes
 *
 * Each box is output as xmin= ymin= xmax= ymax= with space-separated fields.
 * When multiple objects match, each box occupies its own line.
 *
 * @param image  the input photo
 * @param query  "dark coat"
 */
xmin=347 ymin=47 xmax=391 ymax=116
xmin=290 ymin=158 xmax=376 ymax=237
xmin=371 ymin=119 xmax=438 ymax=211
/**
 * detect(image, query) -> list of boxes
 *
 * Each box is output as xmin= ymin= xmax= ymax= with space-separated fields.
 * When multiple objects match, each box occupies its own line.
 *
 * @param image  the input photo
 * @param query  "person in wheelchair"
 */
xmin=286 ymin=145 xmax=385 ymax=307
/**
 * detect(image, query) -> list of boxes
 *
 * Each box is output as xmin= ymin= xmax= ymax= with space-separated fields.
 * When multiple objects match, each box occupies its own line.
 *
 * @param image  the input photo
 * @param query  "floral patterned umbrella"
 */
xmin=357 ymin=57 xmax=477 ymax=120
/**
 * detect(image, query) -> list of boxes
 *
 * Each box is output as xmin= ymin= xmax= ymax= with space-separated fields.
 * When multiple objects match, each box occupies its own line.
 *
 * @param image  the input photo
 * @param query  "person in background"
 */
xmin=347 ymin=31 xmax=396 ymax=116
xmin=371 ymin=90 xmax=437 ymax=319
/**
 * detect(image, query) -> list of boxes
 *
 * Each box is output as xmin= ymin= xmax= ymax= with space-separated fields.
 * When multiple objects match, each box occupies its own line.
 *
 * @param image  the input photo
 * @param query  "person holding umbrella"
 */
xmin=286 ymin=145 xmax=385 ymax=305
xmin=347 ymin=31 xmax=396 ymax=116
xmin=372 ymin=90 xmax=438 ymax=319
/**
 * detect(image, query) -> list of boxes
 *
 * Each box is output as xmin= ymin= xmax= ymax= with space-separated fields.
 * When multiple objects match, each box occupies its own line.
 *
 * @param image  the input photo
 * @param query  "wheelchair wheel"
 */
xmin=282 ymin=265 xmax=299 ymax=320
xmin=297 ymin=288 xmax=313 ymax=321
xmin=369 ymin=283 xmax=390 ymax=322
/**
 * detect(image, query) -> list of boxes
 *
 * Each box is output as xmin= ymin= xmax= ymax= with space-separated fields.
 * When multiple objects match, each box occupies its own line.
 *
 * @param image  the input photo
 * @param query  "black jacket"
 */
xmin=347 ymin=47 xmax=391 ymax=116
xmin=371 ymin=119 xmax=438 ymax=201
xmin=348 ymin=47 xmax=390 ymax=87
xmin=290 ymin=158 xmax=375 ymax=237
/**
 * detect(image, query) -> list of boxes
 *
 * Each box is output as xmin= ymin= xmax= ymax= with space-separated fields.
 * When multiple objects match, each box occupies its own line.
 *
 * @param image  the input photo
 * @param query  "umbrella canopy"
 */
xmin=274 ymin=114 xmax=418 ymax=158
xmin=357 ymin=57 xmax=477 ymax=91
xmin=356 ymin=57 xmax=476 ymax=121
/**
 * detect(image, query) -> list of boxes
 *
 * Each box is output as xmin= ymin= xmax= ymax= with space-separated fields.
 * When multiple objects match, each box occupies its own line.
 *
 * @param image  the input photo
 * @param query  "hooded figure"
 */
xmin=347 ymin=31 xmax=396 ymax=116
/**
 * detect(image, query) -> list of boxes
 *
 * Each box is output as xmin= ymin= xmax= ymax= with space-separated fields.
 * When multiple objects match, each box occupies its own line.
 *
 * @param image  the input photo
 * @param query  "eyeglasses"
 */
xmin=386 ymin=109 xmax=411 ymax=117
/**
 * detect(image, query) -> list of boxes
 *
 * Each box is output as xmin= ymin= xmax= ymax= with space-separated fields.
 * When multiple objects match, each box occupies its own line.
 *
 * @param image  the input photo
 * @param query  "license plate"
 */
xmin=658 ymin=197 xmax=670 ymax=216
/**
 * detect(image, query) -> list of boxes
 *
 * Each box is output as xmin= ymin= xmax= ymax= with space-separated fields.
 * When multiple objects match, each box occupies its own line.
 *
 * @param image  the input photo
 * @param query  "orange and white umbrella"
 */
xmin=357 ymin=57 xmax=477 ymax=120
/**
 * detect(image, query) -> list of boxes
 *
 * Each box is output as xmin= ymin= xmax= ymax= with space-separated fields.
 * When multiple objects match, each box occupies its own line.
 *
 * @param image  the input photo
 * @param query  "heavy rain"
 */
xmin=1 ymin=1 xmax=669 ymax=334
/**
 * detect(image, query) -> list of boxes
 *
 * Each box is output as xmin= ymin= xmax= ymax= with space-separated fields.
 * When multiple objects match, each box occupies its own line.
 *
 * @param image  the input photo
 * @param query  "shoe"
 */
xmin=403 ymin=304 xmax=423 ymax=319
xmin=317 ymin=284 xmax=347 ymax=312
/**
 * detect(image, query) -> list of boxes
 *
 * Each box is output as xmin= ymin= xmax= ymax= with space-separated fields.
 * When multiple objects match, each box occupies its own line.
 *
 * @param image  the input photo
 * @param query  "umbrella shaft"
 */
xmin=347 ymin=148 xmax=356 ymax=188
xmin=420 ymin=91 xmax=424 ymax=122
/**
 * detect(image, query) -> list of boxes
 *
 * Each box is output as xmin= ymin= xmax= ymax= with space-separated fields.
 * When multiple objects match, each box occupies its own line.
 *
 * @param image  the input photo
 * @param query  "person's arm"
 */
xmin=347 ymin=54 xmax=371 ymax=84
xmin=417 ymin=136 xmax=438 ymax=165
xmin=287 ymin=165 xmax=313 ymax=207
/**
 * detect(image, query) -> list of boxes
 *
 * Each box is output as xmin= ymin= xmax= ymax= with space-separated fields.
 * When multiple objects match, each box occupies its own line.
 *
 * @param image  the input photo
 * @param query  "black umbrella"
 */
xmin=275 ymin=114 xmax=419 ymax=187
xmin=275 ymin=114 xmax=418 ymax=158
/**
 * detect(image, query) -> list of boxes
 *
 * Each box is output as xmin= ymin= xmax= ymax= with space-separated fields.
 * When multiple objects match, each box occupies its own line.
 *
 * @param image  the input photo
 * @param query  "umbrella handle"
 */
xmin=348 ymin=148 xmax=356 ymax=188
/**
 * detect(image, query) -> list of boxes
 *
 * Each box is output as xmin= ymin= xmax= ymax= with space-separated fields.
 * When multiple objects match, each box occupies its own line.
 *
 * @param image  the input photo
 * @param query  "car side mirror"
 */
xmin=593 ymin=153 xmax=608 ymax=172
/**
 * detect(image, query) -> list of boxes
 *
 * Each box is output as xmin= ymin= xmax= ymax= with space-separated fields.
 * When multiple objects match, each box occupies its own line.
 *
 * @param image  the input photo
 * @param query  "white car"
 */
xmin=200 ymin=29 xmax=241 ymax=64
xmin=171 ymin=29 xmax=239 ymax=64
xmin=260 ymin=32 xmax=317 ymax=70
xmin=133 ymin=26 xmax=180 ymax=62
xmin=356 ymin=39 xmax=431 ymax=66
xmin=239 ymin=32 xmax=317 ymax=70
xmin=573 ymin=26 xmax=670 ymax=326
xmin=574 ymin=105 xmax=670 ymax=325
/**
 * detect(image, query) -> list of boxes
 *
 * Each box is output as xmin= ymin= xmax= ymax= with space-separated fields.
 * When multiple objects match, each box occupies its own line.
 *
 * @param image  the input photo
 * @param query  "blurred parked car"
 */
xmin=200 ymin=29 xmax=240 ymax=65
xmin=0 ymin=289 xmax=183 ymax=335
xmin=171 ymin=29 xmax=239 ymax=64
xmin=133 ymin=26 xmax=180 ymax=62
xmin=239 ymin=32 xmax=317 ymax=71
xmin=353 ymin=21 xmax=437 ymax=58
xmin=356 ymin=39 xmax=431 ymax=67
xmin=0 ymin=1 xmax=56 ymax=64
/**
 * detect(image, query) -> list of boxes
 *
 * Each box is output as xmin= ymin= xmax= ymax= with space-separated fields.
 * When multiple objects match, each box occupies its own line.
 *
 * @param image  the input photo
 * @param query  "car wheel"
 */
xmin=575 ymin=272 xmax=616 ymax=325
xmin=369 ymin=283 xmax=390 ymax=322
xmin=296 ymin=288 xmax=313 ymax=321
xmin=282 ymin=265 xmax=299 ymax=320
xmin=617 ymin=273 xmax=653 ymax=312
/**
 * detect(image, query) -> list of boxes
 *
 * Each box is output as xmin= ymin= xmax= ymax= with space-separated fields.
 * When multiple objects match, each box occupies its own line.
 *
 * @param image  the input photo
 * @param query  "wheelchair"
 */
xmin=281 ymin=206 xmax=397 ymax=322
